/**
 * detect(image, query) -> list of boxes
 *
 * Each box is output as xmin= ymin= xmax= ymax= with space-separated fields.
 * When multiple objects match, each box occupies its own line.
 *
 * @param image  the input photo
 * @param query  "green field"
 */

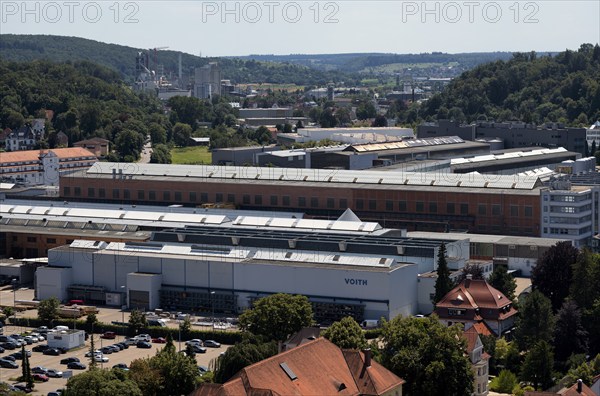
xmin=170 ymin=146 xmax=211 ymax=165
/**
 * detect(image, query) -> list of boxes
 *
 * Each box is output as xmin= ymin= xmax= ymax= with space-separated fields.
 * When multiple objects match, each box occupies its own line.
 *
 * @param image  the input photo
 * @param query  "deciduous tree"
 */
xmin=322 ymin=317 xmax=367 ymax=350
xmin=238 ymin=293 xmax=313 ymax=341
xmin=212 ymin=335 xmax=277 ymax=383
xmin=37 ymin=297 xmax=60 ymax=324
xmin=65 ymin=367 xmax=142 ymax=396
xmin=520 ymin=341 xmax=555 ymax=391
xmin=379 ymin=316 xmax=474 ymax=396
xmin=553 ymin=300 xmax=588 ymax=363
xmin=128 ymin=310 xmax=147 ymax=336
xmin=532 ymin=241 xmax=578 ymax=311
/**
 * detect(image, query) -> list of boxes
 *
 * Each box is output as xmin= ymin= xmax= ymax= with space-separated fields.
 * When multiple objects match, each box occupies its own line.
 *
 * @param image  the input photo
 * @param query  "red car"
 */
xmin=152 ymin=337 xmax=167 ymax=344
xmin=32 ymin=373 xmax=49 ymax=382
xmin=100 ymin=332 xmax=116 ymax=339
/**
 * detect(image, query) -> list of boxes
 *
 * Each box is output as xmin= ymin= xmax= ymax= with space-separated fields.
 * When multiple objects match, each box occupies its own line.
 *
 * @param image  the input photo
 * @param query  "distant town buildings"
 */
xmin=418 ymin=119 xmax=587 ymax=155
xmin=194 ymin=62 xmax=222 ymax=99
xmin=3 ymin=119 xmax=46 ymax=151
xmin=74 ymin=137 xmax=110 ymax=157
xmin=587 ymin=121 xmax=600 ymax=147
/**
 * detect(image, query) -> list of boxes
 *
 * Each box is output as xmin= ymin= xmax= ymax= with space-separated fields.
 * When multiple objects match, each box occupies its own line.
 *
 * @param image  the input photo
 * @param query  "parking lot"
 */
xmin=0 ymin=288 xmax=232 ymax=395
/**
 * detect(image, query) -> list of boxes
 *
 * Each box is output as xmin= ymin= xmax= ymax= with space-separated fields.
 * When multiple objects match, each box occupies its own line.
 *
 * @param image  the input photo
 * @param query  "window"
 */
xmin=149 ymin=191 xmax=156 ymax=200
xmin=88 ymin=188 xmax=95 ymax=197
xmin=123 ymin=189 xmax=130 ymax=199
xmin=510 ymin=205 xmax=519 ymax=217
xmin=27 ymin=237 xmax=37 ymax=243
xmin=416 ymin=202 xmax=424 ymax=212
xmin=447 ymin=203 xmax=455 ymax=214
xmin=327 ymin=198 xmax=334 ymax=209
xmin=298 ymin=197 xmax=306 ymax=207
xmin=356 ymin=199 xmax=364 ymax=210
xmin=112 ymin=189 xmax=120 ymax=199
xmin=243 ymin=195 xmax=251 ymax=205
xmin=492 ymin=204 xmax=501 ymax=216
xmin=47 ymin=238 xmax=57 ymax=244
xmin=340 ymin=198 xmax=348 ymax=209
xmin=399 ymin=201 xmax=407 ymax=212
xmin=189 ymin=192 xmax=197 ymax=202
xmin=478 ymin=204 xmax=486 ymax=215
xmin=429 ymin=202 xmax=437 ymax=213
xmin=310 ymin=197 xmax=319 ymax=208
xmin=216 ymin=193 xmax=223 ymax=202
xmin=163 ymin=191 xmax=171 ymax=201
xmin=524 ymin=206 xmax=533 ymax=217
xmin=227 ymin=194 xmax=235 ymax=203
xmin=201 ymin=193 xmax=208 ymax=202
xmin=72 ymin=187 xmax=80 ymax=197
xmin=369 ymin=200 xmax=376 ymax=210
xmin=63 ymin=187 xmax=70 ymax=196
xmin=99 ymin=188 xmax=106 ymax=198
xmin=270 ymin=196 xmax=278 ymax=206
xmin=448 ymin=308 xmax=466 ymax=316
xmin=174 ymin=192 xmax=182 ymax=202
xmin=386 ymin=200 xmax=394 ymax=211
xmin=255 ymin=195 xmax=263 ymax=205
xmin=460 ymin=203 xmax=468 ymax=214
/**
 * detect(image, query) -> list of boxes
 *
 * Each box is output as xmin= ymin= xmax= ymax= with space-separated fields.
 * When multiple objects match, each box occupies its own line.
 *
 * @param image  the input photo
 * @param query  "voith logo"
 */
xmin=345 ymin=278 xmax=368 ymax=286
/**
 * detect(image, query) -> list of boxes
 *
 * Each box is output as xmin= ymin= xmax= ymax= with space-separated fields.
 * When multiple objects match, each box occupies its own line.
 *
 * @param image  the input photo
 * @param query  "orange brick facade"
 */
xmin=60 ymin=175 xmax=541 ymax=236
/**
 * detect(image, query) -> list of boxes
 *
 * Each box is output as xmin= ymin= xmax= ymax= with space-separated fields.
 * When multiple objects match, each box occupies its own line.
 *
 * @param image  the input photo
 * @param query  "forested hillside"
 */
xmin=0 ymin=34 xmax=354 ymax=85
xmin=420 ymin=44 xmax=600 ymax=125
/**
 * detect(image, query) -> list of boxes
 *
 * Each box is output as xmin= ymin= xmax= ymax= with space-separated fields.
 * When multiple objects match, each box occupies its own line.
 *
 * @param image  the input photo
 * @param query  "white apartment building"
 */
xmin=0 ymin=147 xmax=97 ymax=186
xmin=541 ymin=180 xmax=596 ymax=247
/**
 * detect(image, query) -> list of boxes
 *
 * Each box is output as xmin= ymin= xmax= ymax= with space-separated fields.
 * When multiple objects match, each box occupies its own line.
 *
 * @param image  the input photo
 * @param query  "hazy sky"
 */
xmin=2 ymin=1 xmax=599 ymax=56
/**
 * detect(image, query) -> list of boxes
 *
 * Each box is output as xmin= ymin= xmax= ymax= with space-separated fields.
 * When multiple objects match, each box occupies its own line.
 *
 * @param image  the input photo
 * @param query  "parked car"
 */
xmin=92 ymin=355 xmax=109 ymax=363
xmin=136 ymin=334 xmax=151 ymax=342
xmin=60 ymin=357 xmax=80 ymax=365
xmin=31 ymin=366 xmax=49 ymax=374
xmin=12 ymin=350 xmax=32 ymax=359
xmin=57 ymin=347 xmax=69 ymax=354
xmin=152 ymin=337 xmax=166 ymax=343
xmin=111 ymin=343 xmax=125 ymax=351
xmin=190 ymin=344 xmax=207 ymax=354
xmin=12 ymin=383 xmax=31 ymax=392
xmin=100 ymin=331 xmax=116 ymax=339
xmin=46 ymin=368 xmax=63 ymax=378
xmin=203 ymin=340 xmax=221 ymax=348
xmin=67 ymin=361 xmax=86 ymax=370
xmin=43 ymin=348 xmax=61 ymax=356
xmin=33 ymin=344 xmax=49 ymax=352
xmin=0 ymin=346 xmax=5 ymax=353
xmin=1 ymin=342 xmax=17 ymax=350
xmin=112 ymin=363 xmax=129 ymax=371
xmin=85 ymin=349 xmax=102 ymax=357
xmin=1 ymin=355 xmax=16 ymax=361
xmin=47 ymin=392 xmax=62 ymax=396
xmin=100 ymin=346 xmax=113 ymax=354
xmin=186 ymin=339 xmax=203 ymax=346
xmin=116 ymin=342 xmax=129 ymax=350
xmin=136 ymin=341 xmax=152 ymax=349
xmin=33 ymin=373 xmax=49 ymax=382
xmin=0 ymin=359 xmax=18 ymax=368
xmin=107 ymin=345 xmax=121 ymax=353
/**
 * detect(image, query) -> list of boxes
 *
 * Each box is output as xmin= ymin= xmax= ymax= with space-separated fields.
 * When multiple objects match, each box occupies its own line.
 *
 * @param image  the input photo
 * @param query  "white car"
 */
xmin=46 ymin=368 xmax=63 ymax=378
xmin=92 ymin=355 xmax=109 ymax=363
xmin=85 ymin=350 xmax=102 ymax=357
xmin=185 ymin=339 xmax=203 ymax=346
xmin=135 ymin=334 xmax=151 ymax=342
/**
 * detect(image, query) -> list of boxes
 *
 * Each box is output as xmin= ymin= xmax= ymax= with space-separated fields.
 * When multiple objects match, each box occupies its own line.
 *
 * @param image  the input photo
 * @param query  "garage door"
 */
xmin=129 ymin=290 xmax=150 ymax=311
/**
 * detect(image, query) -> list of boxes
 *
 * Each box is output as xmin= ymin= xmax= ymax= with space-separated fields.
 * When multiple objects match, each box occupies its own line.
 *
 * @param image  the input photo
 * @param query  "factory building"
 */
xmin=194 ymin=63 xmax=222 ymax=99
xmin=37 ymin=214 xmax=470 ymax=323
xmin=60 ymin=163 xmax=544 ymax=236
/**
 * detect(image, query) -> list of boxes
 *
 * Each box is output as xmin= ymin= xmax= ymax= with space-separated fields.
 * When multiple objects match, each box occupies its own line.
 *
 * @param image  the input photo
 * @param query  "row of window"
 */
xmin=62 ymin=187 xmax=535 ymax=216
xmin=20 ymin=236 xmax=57 ymax=244
xmin=544 ymin=227 xmax=591 ymax=236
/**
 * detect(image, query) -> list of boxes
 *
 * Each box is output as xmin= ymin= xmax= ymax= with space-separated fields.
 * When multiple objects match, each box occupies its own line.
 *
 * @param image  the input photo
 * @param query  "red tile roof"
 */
xmin=190 ymin=338 xmax=404 ymax=396
xmin=525 ymin=382 xmax=598 ymax=396
xmin=0 ymin=147 xmax=96 ymax=164
xmin=463 ymin=327 xmax=480 ymax=354
xmin=472 ymin=322 xmax=494 ymax=337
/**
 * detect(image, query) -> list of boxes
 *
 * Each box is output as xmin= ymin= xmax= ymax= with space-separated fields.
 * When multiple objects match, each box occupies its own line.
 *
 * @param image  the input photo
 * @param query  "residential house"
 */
xmin=434 ymin=276 xmax=518 ymax=337
xmin=5 ymin=119 xmax=46 ymax=151
xmin=464 ymin=326 xmax=490 ymax=396
xmin=189 ymin=338 xmax=405 ymax=396
xmin=525 ymin=380 xmax=597 ymax=396
xmin=74 ymin=137 xmax=110 ymax=157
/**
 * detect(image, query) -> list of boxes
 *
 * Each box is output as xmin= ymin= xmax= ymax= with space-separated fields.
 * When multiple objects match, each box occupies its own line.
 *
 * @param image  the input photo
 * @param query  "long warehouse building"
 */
xmin=60 ymin=163 xmax=544 ymax=236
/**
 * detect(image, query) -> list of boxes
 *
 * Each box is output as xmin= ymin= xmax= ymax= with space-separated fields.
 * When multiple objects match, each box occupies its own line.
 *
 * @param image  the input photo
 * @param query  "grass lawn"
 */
xmin=170 ymin=146 xmax=211 ymax=164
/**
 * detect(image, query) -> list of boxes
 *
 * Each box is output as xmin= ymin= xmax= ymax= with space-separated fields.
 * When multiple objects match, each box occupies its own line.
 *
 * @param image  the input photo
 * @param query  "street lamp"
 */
xmin=210 ymin=291 xmax=215 ymax=329
xmin=120 ymin=286 xmax=126 ymax=337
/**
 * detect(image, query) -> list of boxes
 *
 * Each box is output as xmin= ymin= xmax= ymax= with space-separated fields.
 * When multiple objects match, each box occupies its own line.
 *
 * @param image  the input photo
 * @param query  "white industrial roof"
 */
xmin=88 ymin=163 xmax=541 ymax=190
xmin=233 ymin=216 xmax=382 ymax=232
xmin=451 ymin=147 xmax=569 ymax=165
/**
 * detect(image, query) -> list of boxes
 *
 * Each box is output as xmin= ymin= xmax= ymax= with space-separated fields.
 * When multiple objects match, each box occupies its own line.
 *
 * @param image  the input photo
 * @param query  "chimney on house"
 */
xmin=465 ymin=274 xmax=472 ymax=288
xmin=577 ymin=379 xmax=583 ymax=393
xmin=363 ymin=348 xmax=372 ymax=368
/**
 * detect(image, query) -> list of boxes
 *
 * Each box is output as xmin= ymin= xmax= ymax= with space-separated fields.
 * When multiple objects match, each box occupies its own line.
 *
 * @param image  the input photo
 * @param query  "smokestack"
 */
xmin=363 ymin=348 xmax=372 ymax=368
xmin=577 ymin=379 xmax=583 ymax=393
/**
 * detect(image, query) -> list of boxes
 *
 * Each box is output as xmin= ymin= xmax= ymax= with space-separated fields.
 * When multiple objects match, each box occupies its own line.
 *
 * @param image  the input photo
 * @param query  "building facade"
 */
xmin=194 ymin=63 xmax=221 ymax=99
